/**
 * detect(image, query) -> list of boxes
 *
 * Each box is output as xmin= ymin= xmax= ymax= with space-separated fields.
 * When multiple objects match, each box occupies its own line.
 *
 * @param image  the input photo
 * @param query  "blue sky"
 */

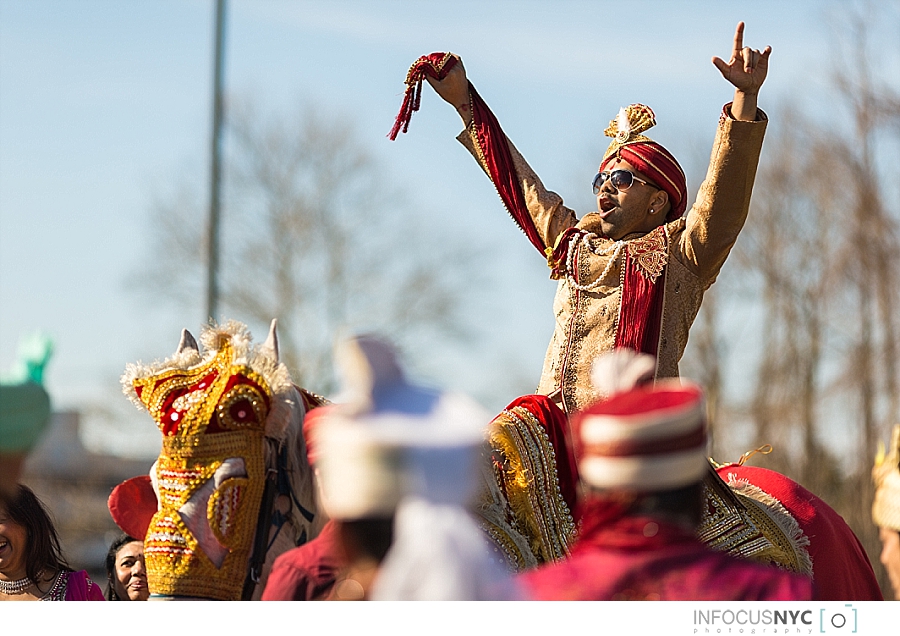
xmin=2 ymin=0 xmax=897 ymax=457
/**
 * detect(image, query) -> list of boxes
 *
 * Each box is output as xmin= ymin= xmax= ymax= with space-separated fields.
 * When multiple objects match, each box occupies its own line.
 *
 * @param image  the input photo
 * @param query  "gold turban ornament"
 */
xmin=602 ymin=103 xmax=657 ymax=162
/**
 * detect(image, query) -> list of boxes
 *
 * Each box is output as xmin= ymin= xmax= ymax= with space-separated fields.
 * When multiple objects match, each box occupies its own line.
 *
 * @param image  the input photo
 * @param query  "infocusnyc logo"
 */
xmin=692 ymin=604 xmax=858 ymax=634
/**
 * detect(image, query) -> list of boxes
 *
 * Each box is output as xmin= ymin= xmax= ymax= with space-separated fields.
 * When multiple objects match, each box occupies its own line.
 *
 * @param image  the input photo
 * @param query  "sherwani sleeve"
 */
xmin=456 ymin=125 xmax=578 ymax=252
xmin=679 ymin=105 xmax=768 ymax=287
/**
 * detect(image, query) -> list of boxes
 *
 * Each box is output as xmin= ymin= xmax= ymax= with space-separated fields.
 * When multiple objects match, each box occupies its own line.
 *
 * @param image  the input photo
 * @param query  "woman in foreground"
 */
xmin=0 ymin=484 xmax=104 ymax=601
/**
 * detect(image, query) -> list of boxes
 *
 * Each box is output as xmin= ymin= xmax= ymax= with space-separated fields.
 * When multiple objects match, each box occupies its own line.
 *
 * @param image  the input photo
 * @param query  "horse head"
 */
xmin=115 ymin=319 xmax=324 ymax=600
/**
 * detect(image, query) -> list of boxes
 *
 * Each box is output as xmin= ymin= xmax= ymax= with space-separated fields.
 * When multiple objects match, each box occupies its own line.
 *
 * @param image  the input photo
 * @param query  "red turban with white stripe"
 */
xmin=574 ymin=380 xmax=707 ymax=492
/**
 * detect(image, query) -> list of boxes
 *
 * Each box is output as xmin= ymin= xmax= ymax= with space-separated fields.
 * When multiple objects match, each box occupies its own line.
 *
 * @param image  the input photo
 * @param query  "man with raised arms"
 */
xmin=420 ymin=23 xmax=770 ymax=413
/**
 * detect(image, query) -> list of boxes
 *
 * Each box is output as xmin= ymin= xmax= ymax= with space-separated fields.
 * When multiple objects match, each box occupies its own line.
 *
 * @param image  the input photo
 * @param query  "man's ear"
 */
xmin=649 ymin=189 xmax=669 ymax=215
xmin=652 ymin=190 xmax=669 ymax=210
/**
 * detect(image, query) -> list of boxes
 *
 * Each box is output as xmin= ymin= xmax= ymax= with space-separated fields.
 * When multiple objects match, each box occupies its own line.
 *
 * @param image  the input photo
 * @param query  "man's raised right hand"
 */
xmin=424 ymin=54 xmax=473 ymax=125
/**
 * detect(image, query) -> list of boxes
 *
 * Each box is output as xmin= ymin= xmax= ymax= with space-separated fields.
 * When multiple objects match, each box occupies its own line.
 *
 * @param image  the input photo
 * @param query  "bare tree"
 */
xmin=140 ymin=98 xmax=481 ymax=395
xmin=824 ymin=9 xmax=900 ymax=596
xmin=685 ymin=3 xmax=900 ymax=595
xmin=730 ymin=108 xmax=846 ymax=485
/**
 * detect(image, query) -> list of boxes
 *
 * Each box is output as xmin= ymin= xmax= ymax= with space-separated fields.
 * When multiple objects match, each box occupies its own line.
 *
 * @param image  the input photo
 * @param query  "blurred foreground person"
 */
xmin=105 ymin=534 xmax=148 ymax=601
xmin=873 ymin=425 xmax=900 ymax=600
xmin=520 ymin=370 xmax=812 ymax=600
xmin=264 ymin=335 xmax=520 ymax=600
xmin=0 ymin=484 xmax=104 ymax=601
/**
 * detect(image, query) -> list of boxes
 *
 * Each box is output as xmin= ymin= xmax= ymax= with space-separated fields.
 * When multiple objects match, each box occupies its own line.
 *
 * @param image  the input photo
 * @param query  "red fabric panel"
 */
xmin=547 ymin=227 xmax=586 ymax=279
xmin=469 ymin=86 xmax=545 ymax=254
xmin=716 ymin=464 xmax=884 ymax=601
xmin=108 ymin=475 xmax=158 ymax=541
xmin=389 ymin=52 xmax=544 ymax=255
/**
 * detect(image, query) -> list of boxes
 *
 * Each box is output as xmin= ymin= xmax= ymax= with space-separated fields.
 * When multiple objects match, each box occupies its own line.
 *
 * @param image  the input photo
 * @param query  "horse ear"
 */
xmin=262 ymin=319 xmax=279 ymax=363
xmin=176 ymin=329 xmax=199 ymax=356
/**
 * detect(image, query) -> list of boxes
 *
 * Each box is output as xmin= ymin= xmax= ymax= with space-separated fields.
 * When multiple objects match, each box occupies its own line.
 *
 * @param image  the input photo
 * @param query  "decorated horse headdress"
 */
xmin=112 ymin=320 xmax=322 ymax=600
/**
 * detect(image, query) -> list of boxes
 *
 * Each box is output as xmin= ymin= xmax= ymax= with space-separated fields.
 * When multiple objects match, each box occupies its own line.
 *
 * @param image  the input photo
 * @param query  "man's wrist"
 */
xmin=455 ymin=99 xmax=473 ymax=125
xmin=722 ymin=102 xmax=766 ymax=124
xmin=731 ymin=90 xmax=760 ymax=122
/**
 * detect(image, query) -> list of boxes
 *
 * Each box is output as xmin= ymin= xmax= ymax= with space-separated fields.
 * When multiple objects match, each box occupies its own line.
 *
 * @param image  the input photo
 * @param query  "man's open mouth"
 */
xmin=599 ymin=199 xmax=617 ymax=215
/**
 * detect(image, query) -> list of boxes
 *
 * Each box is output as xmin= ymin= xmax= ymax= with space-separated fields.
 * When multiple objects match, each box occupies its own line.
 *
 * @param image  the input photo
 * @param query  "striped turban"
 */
xmin=599 ymin=104 xmax=688 ymax=222
xmin=574 ymin=379 xmax=707 ymax=492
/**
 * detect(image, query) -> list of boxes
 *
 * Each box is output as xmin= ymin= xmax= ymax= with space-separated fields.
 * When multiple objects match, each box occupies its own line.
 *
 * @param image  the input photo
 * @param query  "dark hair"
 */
xmin=2 ymin=484 xmax=69 ymax=585
xmin=340 ymin=518 xmax=394 ymax=563
xmin=628 ymin=483 xmax=704 ymax=526
xmin=104 ymin=534 xmax=140 ymax=601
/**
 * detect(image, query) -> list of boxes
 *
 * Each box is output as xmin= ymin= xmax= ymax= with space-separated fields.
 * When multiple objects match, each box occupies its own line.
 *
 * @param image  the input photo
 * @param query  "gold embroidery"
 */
xmin=477 ymin=406 xmax=576 ymax=568
xmin=208 ymin=476 xmax=250 ymax=548
xmin=699 ymin=469 xmax=775 ymax=560
xmin=602 ymin=104 xmax=657 ymax=161
xmin=626 ymin=225 xmax=668 ymax=281
xmin=561 ymin=246 xmax=589 ymax=414
xmin=699 ymin=467 xmax=811 ymax=575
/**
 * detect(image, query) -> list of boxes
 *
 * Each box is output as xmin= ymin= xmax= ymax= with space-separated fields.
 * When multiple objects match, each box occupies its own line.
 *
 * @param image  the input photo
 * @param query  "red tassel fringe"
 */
xmin=388 ymin=52 xmax=458 ymax=140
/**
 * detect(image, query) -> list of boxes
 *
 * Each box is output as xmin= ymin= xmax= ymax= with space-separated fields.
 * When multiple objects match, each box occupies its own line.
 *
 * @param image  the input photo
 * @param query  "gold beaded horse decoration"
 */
xmin=119 ymin=320 xmax=324 ymax=600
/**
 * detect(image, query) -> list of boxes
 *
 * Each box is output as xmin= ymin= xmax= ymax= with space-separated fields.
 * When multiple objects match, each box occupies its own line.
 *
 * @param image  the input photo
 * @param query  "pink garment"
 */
xmin=261 ymin=521 xmax=341 ymax=601
xmin=63 ymin=570 xmax=105 ymax=601
xmin=520 ymin=514 xmax=813 ymax=601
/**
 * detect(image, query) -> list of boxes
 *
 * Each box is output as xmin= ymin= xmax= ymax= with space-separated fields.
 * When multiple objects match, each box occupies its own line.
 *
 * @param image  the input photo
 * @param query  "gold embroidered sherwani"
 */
xmin=458 ymin=109 xmax=767 ymax=413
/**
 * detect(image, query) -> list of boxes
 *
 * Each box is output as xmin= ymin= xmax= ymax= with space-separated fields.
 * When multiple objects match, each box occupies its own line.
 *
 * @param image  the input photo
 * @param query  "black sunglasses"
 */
xmin=592 ymin=170 xmax=656 ymax=195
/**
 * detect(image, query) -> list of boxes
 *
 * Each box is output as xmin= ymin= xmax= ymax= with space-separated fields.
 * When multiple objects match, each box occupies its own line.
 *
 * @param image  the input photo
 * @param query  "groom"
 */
xmin=423 ymin=22 xmax=771 ymax=413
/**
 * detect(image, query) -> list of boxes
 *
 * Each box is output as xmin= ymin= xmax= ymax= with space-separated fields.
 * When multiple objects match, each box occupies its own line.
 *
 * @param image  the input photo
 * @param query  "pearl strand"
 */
xmin=565 ymin=232 xmax=625 ymax=292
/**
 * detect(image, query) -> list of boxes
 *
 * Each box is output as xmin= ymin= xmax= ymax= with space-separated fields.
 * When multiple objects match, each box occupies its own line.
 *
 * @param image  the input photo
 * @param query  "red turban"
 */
xmin=599 ymin=104 xmax=687 ymax=222
xmin=573 ymin=380 xmax=707 ymax=492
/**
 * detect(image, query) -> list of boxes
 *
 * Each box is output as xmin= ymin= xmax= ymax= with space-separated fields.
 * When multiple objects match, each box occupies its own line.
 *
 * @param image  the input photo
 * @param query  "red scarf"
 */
xmin=615 ymin=244 xmax=666 ymax=357
xmin=389 ymin=53 xmax=543 ymax=253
